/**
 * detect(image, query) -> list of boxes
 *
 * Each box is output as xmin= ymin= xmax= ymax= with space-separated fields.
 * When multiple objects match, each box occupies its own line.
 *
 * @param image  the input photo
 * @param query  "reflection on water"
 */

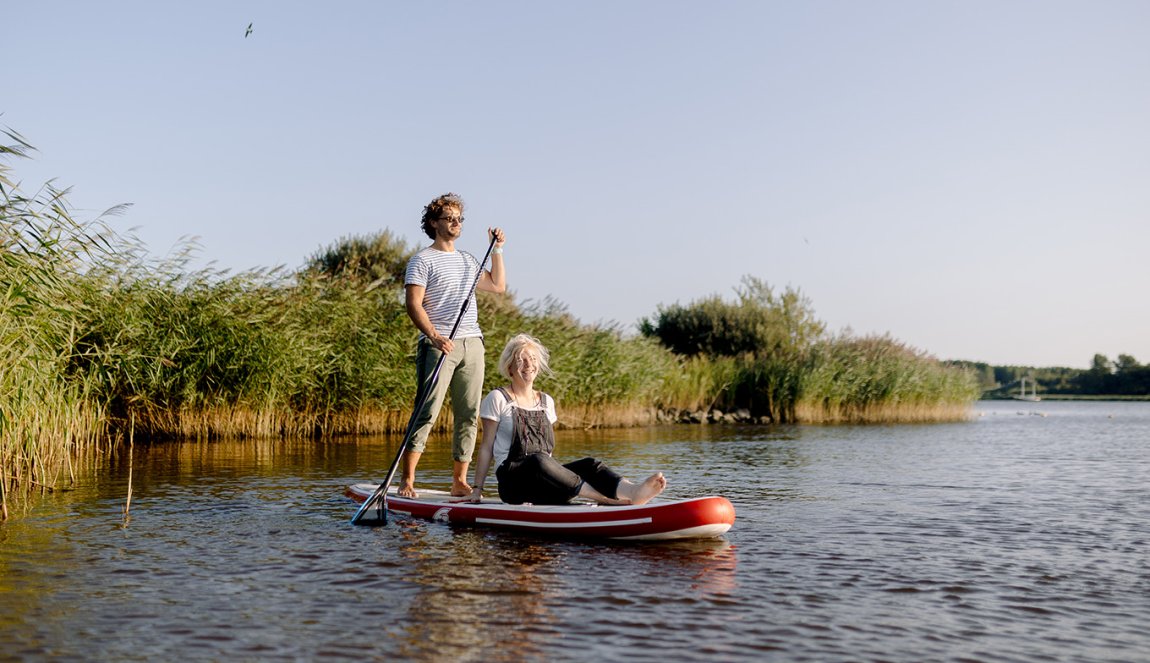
xmin=390 ymin=526 xmax=563 ymax=660
xmin=1 ymin=401 xmax=1149 ymax=662
xmin=365 ymin=520 xmax=739 ymax=661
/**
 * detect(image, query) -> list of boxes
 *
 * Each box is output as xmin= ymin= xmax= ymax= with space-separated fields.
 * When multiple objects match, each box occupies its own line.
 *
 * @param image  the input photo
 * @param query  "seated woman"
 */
xmin=466 ymin=333 xmax=666 ymax=506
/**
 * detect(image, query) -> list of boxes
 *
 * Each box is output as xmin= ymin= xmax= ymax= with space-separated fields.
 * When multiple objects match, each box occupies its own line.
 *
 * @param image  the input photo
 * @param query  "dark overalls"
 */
xmin=494 ymin=388 xmax=623 ymax=505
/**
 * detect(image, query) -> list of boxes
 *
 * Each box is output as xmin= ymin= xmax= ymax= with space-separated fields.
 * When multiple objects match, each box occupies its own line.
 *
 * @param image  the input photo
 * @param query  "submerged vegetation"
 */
xmin=2 ymin=130 xmax=979 ymax=516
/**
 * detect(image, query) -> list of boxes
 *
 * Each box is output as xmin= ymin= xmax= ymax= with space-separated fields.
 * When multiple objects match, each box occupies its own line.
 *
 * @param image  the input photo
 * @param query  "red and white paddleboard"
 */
xmin=345 ymin=484 xmax=736 ymax=541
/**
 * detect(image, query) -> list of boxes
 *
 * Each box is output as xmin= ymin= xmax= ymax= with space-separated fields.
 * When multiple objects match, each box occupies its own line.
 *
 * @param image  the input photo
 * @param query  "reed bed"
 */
xmin=145 ymin=405 xmax=424 ymax=439
xmin=796 ymin=334 xmax=980 ymax=423
xmin=656 ymin=355 xmax=741 ymax=415
xmin=2 ymin=129 xmax=111 ymax=516
xmin=793 ymin=400 xmax=974 ymax=424
xmin=644 ymin=287 xmax=980 ymax=424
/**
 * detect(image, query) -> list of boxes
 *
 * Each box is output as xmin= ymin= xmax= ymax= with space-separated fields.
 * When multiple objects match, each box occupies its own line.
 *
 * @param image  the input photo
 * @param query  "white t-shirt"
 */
xmin=479 ymin=389 xmax=557 ymax=469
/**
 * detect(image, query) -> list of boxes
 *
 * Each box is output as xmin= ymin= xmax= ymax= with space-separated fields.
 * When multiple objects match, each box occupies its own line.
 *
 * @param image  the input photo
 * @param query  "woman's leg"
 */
xmin=563 ymin=457 xmax=622 ymax=499
xmin=500 ymin=454 xmax=585 ymax=505
xmin=565 ymin=457 xmax=666 ymax=506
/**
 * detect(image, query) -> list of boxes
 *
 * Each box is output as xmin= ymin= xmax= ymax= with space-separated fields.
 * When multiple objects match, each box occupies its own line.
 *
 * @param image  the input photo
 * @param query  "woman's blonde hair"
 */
xmin=498 ymin=333 xmax=553 ymax=380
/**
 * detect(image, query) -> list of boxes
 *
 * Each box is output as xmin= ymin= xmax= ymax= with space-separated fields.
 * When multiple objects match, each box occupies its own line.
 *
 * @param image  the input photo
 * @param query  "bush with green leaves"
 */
xmin=640 ymin=276 xmax=824 ymax=358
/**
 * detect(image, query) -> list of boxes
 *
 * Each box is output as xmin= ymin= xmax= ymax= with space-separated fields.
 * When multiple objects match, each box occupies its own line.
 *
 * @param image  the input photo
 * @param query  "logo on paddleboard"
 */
xmin=432 ymin=507 xmax=451 ymax=523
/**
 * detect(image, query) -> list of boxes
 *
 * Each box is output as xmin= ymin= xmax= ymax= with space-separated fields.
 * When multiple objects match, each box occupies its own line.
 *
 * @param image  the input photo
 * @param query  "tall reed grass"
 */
xmin=796 ymin=334 xmax=980 ymax=423
xmin=2 ymin=129 xmax=111 ymax=517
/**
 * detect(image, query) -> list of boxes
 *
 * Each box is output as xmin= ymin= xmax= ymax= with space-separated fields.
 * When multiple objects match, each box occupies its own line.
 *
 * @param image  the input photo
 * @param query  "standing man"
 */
xmin=401 ymin=192 xmax=506 ymax=498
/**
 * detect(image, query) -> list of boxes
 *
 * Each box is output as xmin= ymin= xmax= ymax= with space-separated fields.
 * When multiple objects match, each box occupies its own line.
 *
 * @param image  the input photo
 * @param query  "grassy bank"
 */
xmin=2 ymin=132 xmax=978 ymax=516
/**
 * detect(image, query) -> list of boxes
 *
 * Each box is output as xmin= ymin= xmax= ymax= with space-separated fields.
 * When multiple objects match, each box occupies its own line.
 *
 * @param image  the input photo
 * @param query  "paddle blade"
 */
xmin=349 ymin=489 xmax=388 ymax=526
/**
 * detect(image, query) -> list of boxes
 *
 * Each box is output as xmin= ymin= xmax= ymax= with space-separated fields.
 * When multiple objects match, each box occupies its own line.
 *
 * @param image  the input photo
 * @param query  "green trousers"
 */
xmin=406 ymin=336 xmax=485 ymax=462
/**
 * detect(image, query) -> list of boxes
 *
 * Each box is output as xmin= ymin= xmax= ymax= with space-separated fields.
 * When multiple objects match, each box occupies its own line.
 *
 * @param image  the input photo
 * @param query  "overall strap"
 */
xmin=499 ymin=386 xmax=545 ymax=409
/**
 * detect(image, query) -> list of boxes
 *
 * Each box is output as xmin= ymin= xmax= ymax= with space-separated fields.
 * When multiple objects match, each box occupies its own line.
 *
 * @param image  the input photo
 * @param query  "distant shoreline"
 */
xmin=982 ymin=395 xmax=1150 ymax=402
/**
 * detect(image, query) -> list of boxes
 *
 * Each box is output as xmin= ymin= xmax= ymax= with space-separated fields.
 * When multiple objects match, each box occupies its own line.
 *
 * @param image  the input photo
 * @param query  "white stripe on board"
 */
xmin=475 ymin=517 xmax=653 ymax=529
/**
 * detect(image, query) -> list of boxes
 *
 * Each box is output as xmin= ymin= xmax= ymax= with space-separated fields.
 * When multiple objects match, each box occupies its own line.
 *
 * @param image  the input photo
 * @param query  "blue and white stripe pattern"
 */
xmin=405 ymin=248 xmax=483 ymax=339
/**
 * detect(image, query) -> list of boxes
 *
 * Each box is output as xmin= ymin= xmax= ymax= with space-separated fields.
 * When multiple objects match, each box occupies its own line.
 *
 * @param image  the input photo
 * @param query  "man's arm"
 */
xmin=477 ymin=227 xmax=506 ymax=294
xmin=406 ymin=284 xmax=454 ymax=353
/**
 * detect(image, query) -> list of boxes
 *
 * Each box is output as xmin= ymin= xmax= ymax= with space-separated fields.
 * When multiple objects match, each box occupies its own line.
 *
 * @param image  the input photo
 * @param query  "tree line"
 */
xmin=951 ymin=355 xmax=1150 ymax=398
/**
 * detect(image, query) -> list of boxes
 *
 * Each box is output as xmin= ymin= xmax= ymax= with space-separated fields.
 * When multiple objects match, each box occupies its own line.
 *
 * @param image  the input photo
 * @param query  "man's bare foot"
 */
xmin=397 ymin=482 xmax=418 ymax=498
xmin=450 ymin=480 xmax=473 ymax=497
xmin=629 ymin=472 xmax=666 ymax=506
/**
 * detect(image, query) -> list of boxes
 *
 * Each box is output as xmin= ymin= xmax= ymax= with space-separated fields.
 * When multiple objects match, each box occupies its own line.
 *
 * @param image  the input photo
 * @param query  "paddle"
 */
xmin=351 ymin=233 xmax=499 ymax=526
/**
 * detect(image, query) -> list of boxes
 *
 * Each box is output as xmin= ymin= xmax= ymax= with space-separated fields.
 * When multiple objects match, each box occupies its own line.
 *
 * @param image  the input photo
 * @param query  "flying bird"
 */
xmin=245 ymin=22 xmax=253 ymax=38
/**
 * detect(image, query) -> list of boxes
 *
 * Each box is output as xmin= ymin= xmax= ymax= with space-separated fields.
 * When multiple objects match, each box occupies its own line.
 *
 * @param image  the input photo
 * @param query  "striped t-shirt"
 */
xmin=404 ymin=247 xmax=483 ymax=340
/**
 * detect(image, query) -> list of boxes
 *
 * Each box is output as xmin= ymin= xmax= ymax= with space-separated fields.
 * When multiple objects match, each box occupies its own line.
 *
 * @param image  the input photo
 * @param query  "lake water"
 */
xmin=1 ymin=401 xmax=1148 ymax=662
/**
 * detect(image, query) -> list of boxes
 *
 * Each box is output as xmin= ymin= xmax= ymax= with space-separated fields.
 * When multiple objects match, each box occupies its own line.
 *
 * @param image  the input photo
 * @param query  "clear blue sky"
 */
xmin=8 ymin=1 xmax=1148 ymax=368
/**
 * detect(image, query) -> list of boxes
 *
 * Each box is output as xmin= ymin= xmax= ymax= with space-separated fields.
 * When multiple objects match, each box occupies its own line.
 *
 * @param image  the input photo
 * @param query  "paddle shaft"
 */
xmin=351 ymin=234 xmax=498 ymax=525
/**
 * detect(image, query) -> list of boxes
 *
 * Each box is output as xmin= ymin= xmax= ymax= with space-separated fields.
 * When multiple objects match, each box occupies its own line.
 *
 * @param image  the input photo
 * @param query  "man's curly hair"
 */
xmin=420 ymin=192 xmax=465 ymax=240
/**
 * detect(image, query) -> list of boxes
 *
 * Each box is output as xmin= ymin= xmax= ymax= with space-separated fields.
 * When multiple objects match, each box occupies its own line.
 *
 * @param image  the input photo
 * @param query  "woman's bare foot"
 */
xmin=578 ymin=482 xmax=629 ymax=505
xmin=450 ymin=480 xmax=473 ymax=497
xmin=397 ymin=482 xmax=418 ymax=498
xmin=623 ymin=473 xmax=666 ymax=506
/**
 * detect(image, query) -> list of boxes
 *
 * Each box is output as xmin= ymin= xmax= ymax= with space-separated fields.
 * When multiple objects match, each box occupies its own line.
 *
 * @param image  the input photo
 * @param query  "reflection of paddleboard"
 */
xmin=345 ymin=484 xmax=736 ymax=541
